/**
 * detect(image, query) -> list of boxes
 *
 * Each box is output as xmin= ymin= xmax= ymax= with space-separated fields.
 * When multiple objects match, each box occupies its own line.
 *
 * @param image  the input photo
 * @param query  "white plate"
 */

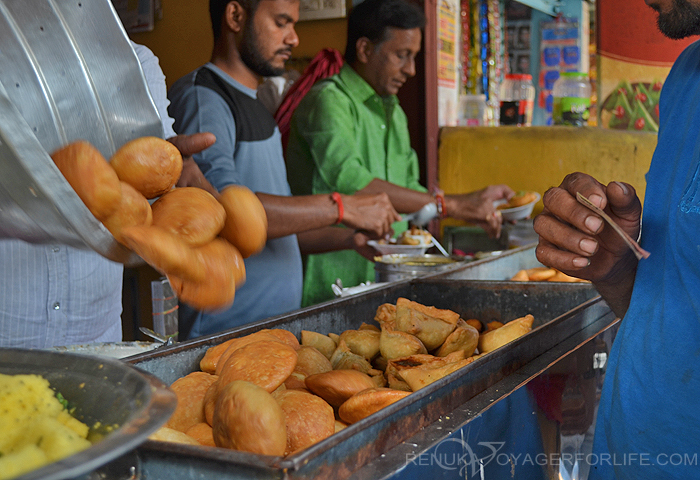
xmin=367 ymin=240 xmax=430 ymax=256
xmin=494 ymin=192 xmax=541 ymax=221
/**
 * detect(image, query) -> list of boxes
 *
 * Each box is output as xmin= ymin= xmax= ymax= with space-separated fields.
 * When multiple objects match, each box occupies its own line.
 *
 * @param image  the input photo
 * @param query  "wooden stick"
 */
xmin=576 ymin=192 xmax=650 ymax=260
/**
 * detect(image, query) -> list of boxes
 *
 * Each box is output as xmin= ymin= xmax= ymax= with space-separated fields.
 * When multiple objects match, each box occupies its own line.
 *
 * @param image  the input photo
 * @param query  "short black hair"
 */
xmin=209 ymin=0 xmax=262 ymax=40
xmin=344 ymin=0 xmax=425 ymax=64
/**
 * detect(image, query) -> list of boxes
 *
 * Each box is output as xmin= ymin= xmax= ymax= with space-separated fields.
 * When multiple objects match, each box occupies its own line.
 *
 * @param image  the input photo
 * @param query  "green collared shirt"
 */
xmin=287 ymin=63 xmax=425 ymax=196
xmin=286 ymin=64 xmax=426 ymax=306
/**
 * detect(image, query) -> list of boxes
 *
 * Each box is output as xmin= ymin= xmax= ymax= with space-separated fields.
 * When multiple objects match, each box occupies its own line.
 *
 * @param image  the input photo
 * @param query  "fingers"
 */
xmin=533 ymin=210 xmax=598 ymax=261
xmin=167 ymin=132 xmax=216 ymax=157
xmin=341 ymin=192 xmax=400 ymax=238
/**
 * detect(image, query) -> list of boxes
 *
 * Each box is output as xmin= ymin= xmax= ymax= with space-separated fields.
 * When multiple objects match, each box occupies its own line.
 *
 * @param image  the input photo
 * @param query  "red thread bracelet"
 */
xmin=331 ymin=192 xmax=344 ymax=224
xmin=433 ymin=189 xmax=447 ymax=218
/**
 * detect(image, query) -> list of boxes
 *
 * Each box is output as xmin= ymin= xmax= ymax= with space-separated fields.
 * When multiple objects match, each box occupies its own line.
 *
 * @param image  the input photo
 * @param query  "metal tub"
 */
xmin=0 ymin=0 xmax=163 ymax=264
xmin=1 ymin=348 xmax=175 ymax=480
xmin=126 ymin=278 xmax=607 ymax=479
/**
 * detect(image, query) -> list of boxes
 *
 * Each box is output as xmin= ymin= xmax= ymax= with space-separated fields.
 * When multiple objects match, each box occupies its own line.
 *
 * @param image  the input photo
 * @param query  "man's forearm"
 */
xmin=296 ymin=227 xmax=353 ymax=255
xmin=258 ymin=193 xmax=341 ymax=239
xmin=357 ymin=178 xmax=433 ymax=214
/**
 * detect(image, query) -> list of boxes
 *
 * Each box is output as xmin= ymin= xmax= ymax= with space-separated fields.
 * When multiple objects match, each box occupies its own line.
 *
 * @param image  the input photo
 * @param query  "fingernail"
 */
xmin=580 ymin=238 xmax=597 ymax=254
xmin=573 ymin=257 xmax=590 ymax=268
xmin=613 ymin=181 xmax=629 ymax=195
xmin=588 ymin=194 xmax=604 ymax=208
xmin=584 ymin=215 xmax=603 ymax=233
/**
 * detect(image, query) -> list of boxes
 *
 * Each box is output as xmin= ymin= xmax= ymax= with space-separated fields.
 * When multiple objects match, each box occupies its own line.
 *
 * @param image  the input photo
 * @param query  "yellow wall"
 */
xmin=129 ymin=1 xmax=348 ymax=88
xmin=438 ymin=126 xmax=657 ymax=229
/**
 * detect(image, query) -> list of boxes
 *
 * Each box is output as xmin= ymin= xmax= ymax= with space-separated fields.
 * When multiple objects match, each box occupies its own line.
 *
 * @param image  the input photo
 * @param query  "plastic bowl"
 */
xmin=494 ymin=192 xmax=541 ymax=221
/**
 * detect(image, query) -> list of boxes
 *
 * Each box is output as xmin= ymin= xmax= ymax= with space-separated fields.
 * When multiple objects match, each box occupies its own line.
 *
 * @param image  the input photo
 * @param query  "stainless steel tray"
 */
xmin=127 ymin=279 xmax=606 ymax=479
xmin=0 ymin=0 xmax=163 ymax=264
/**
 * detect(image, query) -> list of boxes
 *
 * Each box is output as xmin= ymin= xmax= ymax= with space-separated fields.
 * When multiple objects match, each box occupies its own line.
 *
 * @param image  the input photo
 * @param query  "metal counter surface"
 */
xmin=127 ymin=278 xmax=604 ymax=479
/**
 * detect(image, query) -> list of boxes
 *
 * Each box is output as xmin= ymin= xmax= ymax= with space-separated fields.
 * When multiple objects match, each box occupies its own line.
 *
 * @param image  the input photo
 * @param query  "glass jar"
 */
xmin=499 ymin=74 xmax=535 ymax=126
xmin=552 ymin=72 xmax=592 ymax=126
xmin=458 ymin=94 xmax=487 ymax=126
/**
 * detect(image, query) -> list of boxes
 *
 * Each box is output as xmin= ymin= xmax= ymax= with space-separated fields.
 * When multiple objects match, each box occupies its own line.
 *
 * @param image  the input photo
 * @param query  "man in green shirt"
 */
xmin=286 ymin=0 xmax=514 ymax=306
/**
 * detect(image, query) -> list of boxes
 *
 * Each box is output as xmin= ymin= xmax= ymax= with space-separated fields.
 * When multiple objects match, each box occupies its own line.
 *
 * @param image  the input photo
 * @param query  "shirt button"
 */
xmin=53 ymin=302 xmax=60 ymax=310
xmin=381 ymin=125 xmax=386 ymax=129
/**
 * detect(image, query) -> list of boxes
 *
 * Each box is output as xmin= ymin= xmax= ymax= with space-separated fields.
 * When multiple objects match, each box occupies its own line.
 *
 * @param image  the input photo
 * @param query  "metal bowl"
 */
xmin=1 ymin=348 xmax=176 ymax=480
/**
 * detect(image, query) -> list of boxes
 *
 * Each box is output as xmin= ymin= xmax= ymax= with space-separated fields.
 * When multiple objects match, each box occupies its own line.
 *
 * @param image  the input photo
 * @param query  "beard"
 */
xmin=655 ymin=0 xmax=700 ymax=39
xmin=239 ymin=20 xmax=288 ymax=77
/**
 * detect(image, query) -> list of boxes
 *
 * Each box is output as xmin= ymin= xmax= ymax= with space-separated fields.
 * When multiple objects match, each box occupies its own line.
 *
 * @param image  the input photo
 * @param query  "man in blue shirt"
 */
xmin=534 ymin=0 xmax=700 ymax=477
xmin=168 ymin=0 xmax=401 ymax=339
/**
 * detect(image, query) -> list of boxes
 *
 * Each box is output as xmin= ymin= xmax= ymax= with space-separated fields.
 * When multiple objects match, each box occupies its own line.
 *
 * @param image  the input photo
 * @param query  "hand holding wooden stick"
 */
xmin=576 ymin=192 xmax=650 ymax=260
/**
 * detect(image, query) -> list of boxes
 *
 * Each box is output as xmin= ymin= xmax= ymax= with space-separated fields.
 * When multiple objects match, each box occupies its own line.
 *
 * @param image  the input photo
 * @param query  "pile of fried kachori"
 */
xmin=50 ymin=138 xmax=269 ymax=311
xmin=151 ymin=299 xmax=534 ymax=456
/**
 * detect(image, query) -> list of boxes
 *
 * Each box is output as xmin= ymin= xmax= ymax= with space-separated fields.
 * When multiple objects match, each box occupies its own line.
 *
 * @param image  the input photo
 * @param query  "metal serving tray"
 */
xmin=0 ymin=0 xmax=163 ymax=264
xmin=127 ymin=279 xmax=607 ymax=479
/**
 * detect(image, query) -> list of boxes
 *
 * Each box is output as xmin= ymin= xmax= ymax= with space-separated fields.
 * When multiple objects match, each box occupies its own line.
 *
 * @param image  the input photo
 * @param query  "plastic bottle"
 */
xmin=552 ymin=72 xmax=592 ymax=126
xmin=499 ymin=74 xmax=535 ymax=126
xmin=458 ymin=94 xmax=487 ymax=126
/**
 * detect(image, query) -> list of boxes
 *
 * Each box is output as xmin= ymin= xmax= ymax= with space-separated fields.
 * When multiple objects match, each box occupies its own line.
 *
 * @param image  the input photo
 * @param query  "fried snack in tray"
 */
xmin=272 ymin=389 xmax=335 ymax=456
xmin=186 ymin=423 xmax=216 ymax=447
xmin=109 ymin=136 xmax=183 ymax=199
xmin=477 ymin=314 xmax=534 ymax=354
xmin=185 ymin=422 xmax=216 ymax=447
xmin=394 ymin=298 xmax=459 ymax=351
xmin=339 ymin=329 xmax=381 ymax=360
xmin=217 ymin=340 xmax=297 ymax=393
xmin=338 ymin=388 xmax=412 ymax=424
xmin=389 ymin=352 xmax=473 ymax=391
xmin=330 ymin=339 xmax=373 ymax=373
xmin=51 ymin=140 xmax=122 ymax=221
xmin=149 ymin=426 xmax=200 ymax=446
xmin=209 ymin=330 xmax=297 ymax=375
xmin=300 ymin=330 xmax=337 ymax=360
xmin=166 ymin=371 xmax=219 ymax=433
xmin=434 ymin=323 xmax=479 ymax=358
xmin=305 ymin=370 xmax=376 ymax=408
xmin=213 ymin=380 xmax=287 ymax=456
xmin=510 ymin=267 xmax=589 ymax=283
xmin=101 ymin=182 xmax=153 ymax=245
xmin=379 ymin=325 xmax=428 ymax=361
xmin=151 ymin=187 xmax=226 ymax=247
xmin=284 ymin=346 xmax=332 ymax=390
xmin=374 ymin=303 xmax=397 ymax=329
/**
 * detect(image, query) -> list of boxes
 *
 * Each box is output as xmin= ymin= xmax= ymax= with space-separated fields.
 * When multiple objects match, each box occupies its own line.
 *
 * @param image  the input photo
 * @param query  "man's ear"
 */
xmin=355 ymin=37 xmax=374 ymax=64
xmin=224 ymin=1 xmax=247 ymax=33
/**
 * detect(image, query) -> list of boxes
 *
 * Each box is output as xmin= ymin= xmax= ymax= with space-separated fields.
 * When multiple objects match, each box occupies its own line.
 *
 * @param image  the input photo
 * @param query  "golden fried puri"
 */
xmin=212 ymin=380 xmax=287 ymax=456
xmin=109 ymin=136 xmax=182 ymax=199
xmin=272 ymin=389 xmax=335 ymax=456
xmin=305 ymin=370 xmax=376 ymax=408
xmin=51 ymin=140 xmax=122 ymax=221
xmin=217 ymin=340 xmax=297 ymax=393
xmin=338 ymin=388 xmax=411 ymax=424
xmin=218 ymin=185 xmax=268 ymax=258
xmin=101 ymin=181 xmax=152 ymax=244
xmin=151 ymin=187 xmax=226 ymax=247
xmin=166 ymin=372 xmax=219 ymax=433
